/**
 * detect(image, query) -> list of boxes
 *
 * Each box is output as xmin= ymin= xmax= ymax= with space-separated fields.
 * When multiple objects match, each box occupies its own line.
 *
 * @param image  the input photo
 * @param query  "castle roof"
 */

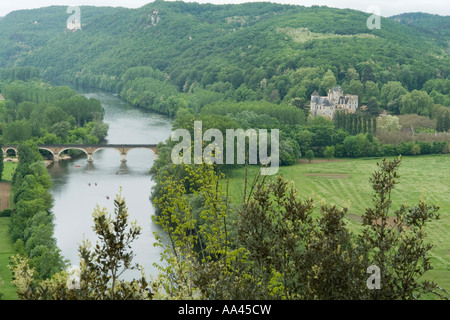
xmin=320 ymin=98 xmax=333 ymax=107
xmin=339 ymin=96 xmax=352 ymax=104
xmin=311 ymin=90 xmax=319 ymax=96
xmin=312 ymin=95 xmax=334 ymax=107
xmin=330 ymin=86 xmax=343 ymax=92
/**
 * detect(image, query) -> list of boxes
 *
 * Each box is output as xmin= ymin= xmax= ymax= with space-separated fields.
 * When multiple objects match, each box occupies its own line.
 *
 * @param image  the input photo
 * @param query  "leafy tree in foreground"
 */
xmin=152 ymin=164 xmax=256 ymax=300
xmin=237 ymin=175 xmax=368 ymax=299
xmin=9 ymin=191 xmax=152 ymax=300
xmin=77 ymin=191 xmax=151 ymax=300
xmin=152 ymin=158 xmax=448 ymax=300
xmin=359 ymin=157 xmax=447 ymax=299
xmin=9 ymin=160 xmax=448 ymax=300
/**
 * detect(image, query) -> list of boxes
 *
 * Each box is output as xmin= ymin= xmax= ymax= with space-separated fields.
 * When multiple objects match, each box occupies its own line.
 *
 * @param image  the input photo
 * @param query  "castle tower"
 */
xmin=328 ymin=87 xmax=343 ymax=105
xmin=310 ymin=90 xmax=319 ymax=117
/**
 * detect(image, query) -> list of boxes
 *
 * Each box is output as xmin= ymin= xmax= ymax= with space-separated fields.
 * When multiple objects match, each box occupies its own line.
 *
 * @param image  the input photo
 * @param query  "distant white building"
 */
xmin=310 ymin=87 xmax=358 ymax=119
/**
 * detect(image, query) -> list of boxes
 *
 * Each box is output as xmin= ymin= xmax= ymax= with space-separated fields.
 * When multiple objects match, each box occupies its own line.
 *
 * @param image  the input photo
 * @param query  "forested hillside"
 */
xmin=2 ymin=1 xmax=450 ymax=301
xmin=1 ymin=1 xmax=449 ymax=113
xmin=390 ymin=12 xmax=450 ymax=49
xmin=1 ymin=1 xmax=449 ymax=166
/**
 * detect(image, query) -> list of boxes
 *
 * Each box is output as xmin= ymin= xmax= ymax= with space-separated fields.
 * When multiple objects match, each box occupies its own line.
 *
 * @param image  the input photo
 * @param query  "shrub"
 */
xmin=0 ymin=209 xmax=12 ymax=217
xmin=383 ymin=144 xmax=396 ymax=156
xmin=411 ymin=144 xmax=421 ymax=155
xmin=395 ymin=141 xmax=412 ymax=155
xmin=432 ymin=141 xmax=447 ymax=154
xmin=417 ymin=142 xmax=432 ymax=155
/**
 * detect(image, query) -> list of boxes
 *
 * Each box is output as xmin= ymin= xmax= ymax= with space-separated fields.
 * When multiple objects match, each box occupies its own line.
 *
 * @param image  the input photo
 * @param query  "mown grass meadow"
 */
xmin=226 ymin=154 xmax=450 ymax=293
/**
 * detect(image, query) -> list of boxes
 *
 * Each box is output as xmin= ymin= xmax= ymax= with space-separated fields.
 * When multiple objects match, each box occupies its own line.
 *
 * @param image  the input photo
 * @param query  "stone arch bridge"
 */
xmin=2 ymin=144 xmax=158 ymax=163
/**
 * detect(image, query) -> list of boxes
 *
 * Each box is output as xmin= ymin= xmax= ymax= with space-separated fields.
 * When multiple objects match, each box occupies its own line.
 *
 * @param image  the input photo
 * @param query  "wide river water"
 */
xmin=47 ymin=90 xmax=173 ymax=279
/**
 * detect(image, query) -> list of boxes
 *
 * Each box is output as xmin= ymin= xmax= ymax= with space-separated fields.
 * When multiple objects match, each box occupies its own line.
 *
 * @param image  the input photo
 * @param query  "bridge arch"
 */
xmin=2 ymin=147 xmax=18 ymax=157
xmin=38 ymin=147 xmax=57 ymax=161
xmin=91 ymin=147 xmax=125 ymax=161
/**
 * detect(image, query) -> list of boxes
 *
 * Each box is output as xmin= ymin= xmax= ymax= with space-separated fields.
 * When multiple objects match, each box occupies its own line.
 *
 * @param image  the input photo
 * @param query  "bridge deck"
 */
xmin=2 ymin=144 xmax=158 ymax=162
xmin=3 ymin=144 xmax=158 ymax=148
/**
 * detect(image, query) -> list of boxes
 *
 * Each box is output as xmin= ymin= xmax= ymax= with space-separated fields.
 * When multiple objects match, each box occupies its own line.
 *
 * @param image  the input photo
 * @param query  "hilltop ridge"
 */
xmin=0 ymin=1 xmax=449 ymax=115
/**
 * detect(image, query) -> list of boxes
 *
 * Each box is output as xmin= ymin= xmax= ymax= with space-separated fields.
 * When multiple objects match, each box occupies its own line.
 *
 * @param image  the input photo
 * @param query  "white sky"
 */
xmin=0 ymin=0 xmax=449 ymax=18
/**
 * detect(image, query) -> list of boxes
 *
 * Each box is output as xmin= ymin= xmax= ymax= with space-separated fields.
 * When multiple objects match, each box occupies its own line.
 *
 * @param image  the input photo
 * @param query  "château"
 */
xmin=310 ymin=87 xmax=358 ymax=119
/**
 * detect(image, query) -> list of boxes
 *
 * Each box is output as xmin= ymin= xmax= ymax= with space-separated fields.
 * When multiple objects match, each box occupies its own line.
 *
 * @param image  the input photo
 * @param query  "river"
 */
xmin=47 ymin=90 xmax=172 ymax=279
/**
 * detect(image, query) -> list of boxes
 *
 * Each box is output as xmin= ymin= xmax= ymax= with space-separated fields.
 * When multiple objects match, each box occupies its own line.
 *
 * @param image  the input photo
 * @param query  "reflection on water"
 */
xmin=48 ymin=91 xmax=172 ymax=279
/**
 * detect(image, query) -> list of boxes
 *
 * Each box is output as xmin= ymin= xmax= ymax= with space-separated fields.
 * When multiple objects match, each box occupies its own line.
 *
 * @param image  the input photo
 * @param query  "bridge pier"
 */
xmin=87 ymin=153 xmax=94 ymax=162
xmin=120 ymin=153 xmax=127 ymax=162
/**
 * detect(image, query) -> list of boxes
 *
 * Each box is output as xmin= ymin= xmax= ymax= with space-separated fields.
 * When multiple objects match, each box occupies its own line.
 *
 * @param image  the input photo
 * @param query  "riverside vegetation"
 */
xmin=0 ymin=71 xmax=109 ymax=299
xmin=6 ymin=158 xmax=450 ymax=299
xmin=1 ymin=2 xmax=450 ymax=162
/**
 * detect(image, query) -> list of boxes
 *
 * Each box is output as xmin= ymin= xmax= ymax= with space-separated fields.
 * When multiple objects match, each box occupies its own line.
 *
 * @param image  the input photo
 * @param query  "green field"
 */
xmin=2 ymin=161 xmax=17 ymax=182
xmin=1 ymin=155 xmax=448 ymax=299
xmin=226 ymin=154 xmax=450 ymax=293
xmin=0 ymin=161 xmax=17 ymax=300
xmin=0 ymin=217 xmax=17 ymax=300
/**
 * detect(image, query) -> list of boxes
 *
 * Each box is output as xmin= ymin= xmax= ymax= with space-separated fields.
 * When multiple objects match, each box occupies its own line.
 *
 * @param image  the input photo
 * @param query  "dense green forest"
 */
xmin=1 ymin=1 xmax=449 ymax=163
xmin=0 ymin=68 xmax=109 ymax=288
xmin=1 ymin=2 xmax=450 ymax=109
xmin=7 ymin=142 xmax=65 ymax=280
xmin=390 ymin=12 xmax=450 ymax=49
xmin=0 ymin=67 xmax=108 ymax=145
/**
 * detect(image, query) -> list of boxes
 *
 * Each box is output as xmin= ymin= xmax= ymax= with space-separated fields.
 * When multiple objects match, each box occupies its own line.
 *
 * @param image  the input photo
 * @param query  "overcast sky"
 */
xmin=1 ymin=0 xmax=449 ymax=18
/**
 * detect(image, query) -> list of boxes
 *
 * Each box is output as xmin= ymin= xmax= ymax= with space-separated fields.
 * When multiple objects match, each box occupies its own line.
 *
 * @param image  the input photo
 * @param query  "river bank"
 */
xmin=0 ymin=217 xmax=17 ymax=300
xmin=44 ymin=155 xmax=71 ymax=167
xmin=47 ymin=90 xmax=172 ymax=279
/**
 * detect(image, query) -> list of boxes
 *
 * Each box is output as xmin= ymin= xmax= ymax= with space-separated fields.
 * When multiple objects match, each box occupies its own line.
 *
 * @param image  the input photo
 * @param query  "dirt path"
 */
xmin=0 ymin=182 xmax=11 ymax=211
xmin=303 ymin=173 xmax=350 ymax=178
xmin=298 ymin=159 xmax=345 ymax=164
